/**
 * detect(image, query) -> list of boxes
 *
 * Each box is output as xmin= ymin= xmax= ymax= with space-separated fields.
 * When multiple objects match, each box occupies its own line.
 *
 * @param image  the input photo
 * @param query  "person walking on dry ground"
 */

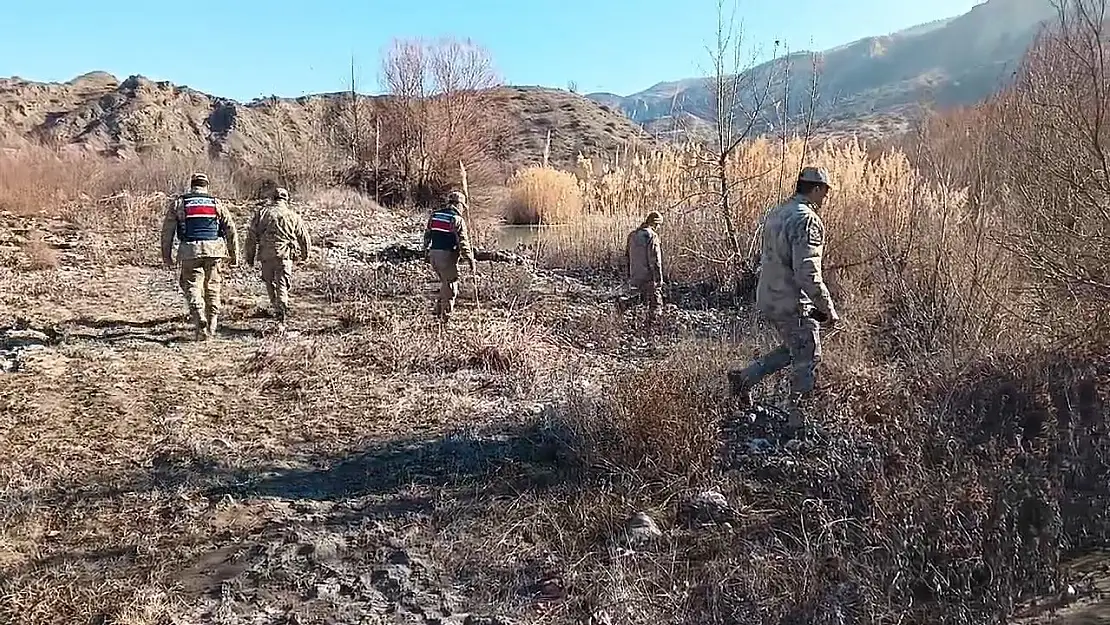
xmin=244 ymin=187 xmax=311 ymax=332
xmin=161 ymin=172 xmax=240 ymax=341
xmin=617 ymin=211 xmax=665 ymax=334
xmin=423 ymin=191 xmax=475 ymax=320
xmin=727 ymin=167 xmax=840 ymax=427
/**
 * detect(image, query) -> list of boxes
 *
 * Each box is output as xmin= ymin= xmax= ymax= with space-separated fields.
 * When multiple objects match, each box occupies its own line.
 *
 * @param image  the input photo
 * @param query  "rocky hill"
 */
xmin=0 ymin=72 xmax=653 ymax=171
xmin=588 ymin=0 xmax=1059 ymax=140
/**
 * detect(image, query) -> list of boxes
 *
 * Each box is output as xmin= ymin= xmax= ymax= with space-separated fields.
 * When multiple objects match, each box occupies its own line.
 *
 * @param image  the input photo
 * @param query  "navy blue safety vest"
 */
xmin=176 ymin=192 xmax=224 ymax=242
xmin=426 ymin=209 xmax=460 ymax=251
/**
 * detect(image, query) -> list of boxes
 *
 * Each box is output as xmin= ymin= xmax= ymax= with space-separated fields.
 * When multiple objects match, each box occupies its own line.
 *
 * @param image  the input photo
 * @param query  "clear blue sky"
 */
xmin=1 ymin=0 xmax=984 ymax=102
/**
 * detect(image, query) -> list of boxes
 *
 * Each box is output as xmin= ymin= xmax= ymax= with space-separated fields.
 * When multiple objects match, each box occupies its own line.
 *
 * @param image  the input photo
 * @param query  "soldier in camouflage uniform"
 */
xmin=617 ymin=211 xmax=664 ymax=333
xmin=423 ymin=191 xmax=475 ymax=320
xmin=161 ymin=172 xmax=240 ymax=341
xmin=245 ymin=187 xmax=311 ymax=331
xmin=728 ymin=167 xmax=840 ymax=426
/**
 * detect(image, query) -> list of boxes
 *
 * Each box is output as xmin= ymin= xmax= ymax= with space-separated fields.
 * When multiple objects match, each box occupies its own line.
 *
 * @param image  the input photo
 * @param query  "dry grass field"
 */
xmin=2 ymin=6 xmax=1110 ymax=625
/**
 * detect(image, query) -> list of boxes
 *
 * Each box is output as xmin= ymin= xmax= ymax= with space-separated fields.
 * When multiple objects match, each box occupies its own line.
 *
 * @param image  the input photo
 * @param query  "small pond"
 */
xmin=491 ymin=224 xmax=570 ymax=250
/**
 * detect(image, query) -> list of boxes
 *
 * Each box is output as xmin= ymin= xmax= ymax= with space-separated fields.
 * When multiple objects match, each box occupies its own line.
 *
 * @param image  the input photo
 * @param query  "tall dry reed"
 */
xmin=521 ymin=135 xmax=1026 ymax=370
xmin=0 ymin=144 xmax=264 ymax=215
xmin=501 ymin=166 xmax=583 ymax=224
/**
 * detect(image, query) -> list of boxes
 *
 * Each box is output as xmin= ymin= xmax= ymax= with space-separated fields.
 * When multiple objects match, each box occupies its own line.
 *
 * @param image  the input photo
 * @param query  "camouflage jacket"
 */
xmin=160 ymin=188 xmax=240 ymax=263
xmin=625 ymin=226 xmax=663 ymax=284
xmin=754 ymin=194 xmax=836 ymax=320
xmin=245 ymin=199 xmax=311 ymax=265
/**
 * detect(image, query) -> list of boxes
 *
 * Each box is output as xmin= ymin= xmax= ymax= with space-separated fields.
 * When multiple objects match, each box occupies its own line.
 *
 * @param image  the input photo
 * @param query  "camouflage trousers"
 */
xmin=617 ymin=279 xmax=662 ymax=315
xmin=179 ymin=257 xmax=222 ymax=323
xmin=261 ymin=258 xmax=294 ymax=321
xmin=733 ymin=314 xmax=822 ymax=396
xmin=428 ymin=250 xmax=460 ymax=317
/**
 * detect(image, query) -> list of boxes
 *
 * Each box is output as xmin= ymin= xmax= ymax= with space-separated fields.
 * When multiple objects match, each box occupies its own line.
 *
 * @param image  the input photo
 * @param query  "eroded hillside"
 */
xmin=0 ymin=73 xmax=653 ymax=171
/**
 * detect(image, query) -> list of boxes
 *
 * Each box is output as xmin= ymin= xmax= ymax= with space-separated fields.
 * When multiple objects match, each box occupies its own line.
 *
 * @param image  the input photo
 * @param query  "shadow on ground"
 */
xmin=62 ymin=315 xmax=262 ymax=345
xmin=212 ymin=418 xmax=579 ymax=501
xmin=4 ymin=417 xmax=581 ymax=512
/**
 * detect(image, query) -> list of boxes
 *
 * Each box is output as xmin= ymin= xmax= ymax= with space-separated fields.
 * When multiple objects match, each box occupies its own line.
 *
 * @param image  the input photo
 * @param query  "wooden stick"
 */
xmin=459 ymin=159 xmax=481 ymax=318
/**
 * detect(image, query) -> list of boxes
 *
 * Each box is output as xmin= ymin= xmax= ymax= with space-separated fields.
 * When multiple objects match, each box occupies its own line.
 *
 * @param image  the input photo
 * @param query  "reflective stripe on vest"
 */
xmin=177 ymin=193 xmax=222 ymax=242
xmin=426 ymin=211 xmax=459 ymax=250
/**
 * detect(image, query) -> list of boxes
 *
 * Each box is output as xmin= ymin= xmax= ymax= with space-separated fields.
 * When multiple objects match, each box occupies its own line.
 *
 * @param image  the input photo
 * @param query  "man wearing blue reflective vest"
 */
xmin=160 ymin=172 xmax=240 ymax=341
xmin=422 ymin=190 xmax=475 ymax=320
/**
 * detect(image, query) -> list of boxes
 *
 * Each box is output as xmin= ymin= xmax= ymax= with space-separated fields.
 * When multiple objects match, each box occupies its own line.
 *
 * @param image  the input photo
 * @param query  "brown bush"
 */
xmin=501 ymin=166 xmax=584 ymax=224
xmin=0 ymin=144 xmax=262 ymax=216
xmin=538 ymin=335 xmax=1110 ymax=624
xmin=561 ymin=340 xmax=732 ymax=483
xmin=377 ymin=36 xmax=508 ymax=207
xmin=22 ymin=231 xmax=58 ymax=270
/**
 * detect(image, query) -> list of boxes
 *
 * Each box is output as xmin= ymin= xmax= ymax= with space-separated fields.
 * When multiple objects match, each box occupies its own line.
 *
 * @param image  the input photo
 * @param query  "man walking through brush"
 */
xmin=617 ymin=211 xmax=665 ymax=334
xmin=423 ymin=190 xmax=475 ymax=320
xmin=161 ymin=172 xmax=240 ymax=341
xmin=245 ymin=187 xmax=311 ymax=332
xmin=728 ymin=167 xmax=840 ymax=428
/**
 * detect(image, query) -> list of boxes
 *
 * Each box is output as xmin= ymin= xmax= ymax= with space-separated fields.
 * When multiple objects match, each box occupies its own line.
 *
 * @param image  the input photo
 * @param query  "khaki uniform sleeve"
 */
xmin=455 ymin=214 xmax=474 ymax=262
xmin=295 ymin=214 xmax=311 ymax=261
xmin=791 ymin=213 xmax=836 ymax=317
xmin=624 ymin=231 xmax=633 ymax=277
xmin=218 ymin=202 xmax=240 ymax=264
xmin=648 ymin=231 xmax=663 ymax=283
xmin=160 ymin=198 xmax=180 ymax=264
xmin=244 ymin=209 xmax=261 ymax=266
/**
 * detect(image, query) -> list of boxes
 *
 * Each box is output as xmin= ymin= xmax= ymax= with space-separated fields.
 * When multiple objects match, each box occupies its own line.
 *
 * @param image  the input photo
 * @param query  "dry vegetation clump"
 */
xmin=21 ymin=231 xmax=58 ymax=270
xmin=309 ymin=263 xmax=427 ymax=302
xmin=60 ymin=191 xmax=168 ymax=266
xmin=523 ymin=338 xmax=1110 ymax=624
xmin=0 ymin=144 xmax=264 ymax=216
xmin=345 ymin=315 xmax=556 ymax=393
xmin=560 ymin=340 xmax=731 ymax=483
xmin=303 ymin=186 xmax=384 ymax=215
xmin=501 ymin=165 xmax=584 ymax=224
xmin=470 ymin=263 xmax=537 ymax=307
xmin=244 ymin=337 xmax=343 ymax=395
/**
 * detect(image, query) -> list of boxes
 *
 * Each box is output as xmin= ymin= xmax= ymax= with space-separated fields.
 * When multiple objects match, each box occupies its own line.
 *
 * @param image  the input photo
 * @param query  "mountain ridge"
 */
xmin=586 ymin=0 xmax=1060 ymax=140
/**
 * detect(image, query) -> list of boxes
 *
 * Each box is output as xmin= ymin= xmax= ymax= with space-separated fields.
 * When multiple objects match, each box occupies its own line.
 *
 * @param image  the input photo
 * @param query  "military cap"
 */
xmin=798 ymin=166 xmax=831 ymax=186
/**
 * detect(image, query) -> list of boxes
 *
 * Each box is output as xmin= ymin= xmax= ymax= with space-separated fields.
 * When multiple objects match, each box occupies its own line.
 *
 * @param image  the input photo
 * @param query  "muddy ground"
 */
xmin=0 ymin=195 xmax=1106 ymax=624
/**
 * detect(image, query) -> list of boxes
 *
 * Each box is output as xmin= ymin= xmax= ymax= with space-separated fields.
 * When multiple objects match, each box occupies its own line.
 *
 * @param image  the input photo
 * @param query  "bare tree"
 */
xmin=380 ymin=38 xmax=431 ymax=198
xmin=694 ymin=0 xmax=833 ymax=296
xmin=757 ymin=47 xmax=826 ymax=258
xmin=348 ymin=55 xmax=361 ymax=162
xmin=701 ymin=0 xmax=781 ymax=268
xmin=379 ymin=36 xmax=502 ymax=205
xmin=791 ymin=49 xmax=826 ymax=174
xmin=990 ymin=0 xmax=1110 ymax=336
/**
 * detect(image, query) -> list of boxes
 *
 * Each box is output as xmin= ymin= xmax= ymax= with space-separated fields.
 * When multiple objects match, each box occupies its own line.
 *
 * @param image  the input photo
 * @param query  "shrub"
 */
xmin=561 ymin=340 xmax=732 ymax=483
xmin=22 ymin=231 xmax=58 ymax=270
xmin=502 ymin=166 xmax=584 ymax=224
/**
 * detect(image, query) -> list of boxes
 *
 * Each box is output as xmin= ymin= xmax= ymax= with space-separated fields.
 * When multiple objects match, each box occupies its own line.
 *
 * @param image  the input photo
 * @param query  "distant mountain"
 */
xmin=588 ymin=0 xmax=1059 ymax=141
